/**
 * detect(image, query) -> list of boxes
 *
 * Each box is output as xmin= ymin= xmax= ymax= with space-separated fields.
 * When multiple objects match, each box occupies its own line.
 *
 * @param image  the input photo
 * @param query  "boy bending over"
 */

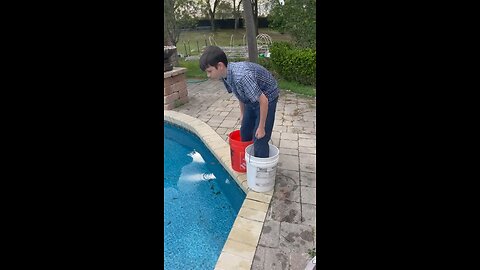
xmin=200 ymin=46 xmax=279 ymax=158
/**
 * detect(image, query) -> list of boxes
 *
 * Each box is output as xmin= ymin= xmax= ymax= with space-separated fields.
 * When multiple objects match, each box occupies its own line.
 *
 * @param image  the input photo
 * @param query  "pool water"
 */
xmin=164 ymin=122 xmax=246 ymax=270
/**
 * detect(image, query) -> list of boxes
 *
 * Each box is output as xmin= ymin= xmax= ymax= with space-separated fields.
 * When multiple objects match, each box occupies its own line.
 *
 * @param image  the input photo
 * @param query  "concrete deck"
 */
xmin=170 ymin=79 xmax=316 ymax=270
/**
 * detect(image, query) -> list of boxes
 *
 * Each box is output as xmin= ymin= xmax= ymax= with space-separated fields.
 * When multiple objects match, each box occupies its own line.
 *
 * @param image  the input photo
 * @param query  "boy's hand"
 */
xmin=255 ymin=127 xmax=265 ymax=139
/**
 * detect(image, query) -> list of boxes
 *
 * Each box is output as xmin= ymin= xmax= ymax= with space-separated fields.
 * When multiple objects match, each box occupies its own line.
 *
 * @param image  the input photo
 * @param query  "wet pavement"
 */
xmin=172 ymin=79 xmax=316 ymax=270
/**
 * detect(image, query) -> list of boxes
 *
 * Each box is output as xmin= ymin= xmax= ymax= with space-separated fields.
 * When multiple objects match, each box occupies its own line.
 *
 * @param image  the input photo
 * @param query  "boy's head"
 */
xmin=200 ymin=46 xmax=228 ymax=80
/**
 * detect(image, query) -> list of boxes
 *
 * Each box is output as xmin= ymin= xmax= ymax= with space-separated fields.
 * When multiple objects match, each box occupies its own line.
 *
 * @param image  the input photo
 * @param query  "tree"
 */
xmin=268 ymin=0 xmax=316 ymax=48
xmin=203 ymin=0 xmax=223 ymax=31
xmin=243 ymin=0 xmax=258 ymax=62
xmin=232 ymin=0 xmax=243 ymax=30
xmin=252 ymin=0 xmax=258 ymax=36
xmin=267 ymin=0 xmax=286 ymax=33
xmin=216 ymin=1 xmax=233 ymax=19
xmin=164 ymin=15 xmax=171 ymax=46
xmin=164 ymin=0 xmax=198 ymax=46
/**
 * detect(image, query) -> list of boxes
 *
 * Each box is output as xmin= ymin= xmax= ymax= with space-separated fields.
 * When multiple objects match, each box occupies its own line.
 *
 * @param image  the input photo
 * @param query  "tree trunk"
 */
xmin=164 ymin=16 xmax=170 ymax=46
xmin=243 ymin=0 xmax=257 ymax=63
xmin=164 ymin=0 xmax=178 ymax=46
xmin=234 ymin=15 xmax=239 ymax=30
xmin=209 ymin=10 xmax=215 ymax=31
xmin=164 ymin=6 xmax=177 ymax=66
xmin=234 ymin=0 xmax=242 ymax=31
xmin=253 ymin=0 xmax=258 ymax=36
xmin=164 ymin=1 xmax=173 ymax=46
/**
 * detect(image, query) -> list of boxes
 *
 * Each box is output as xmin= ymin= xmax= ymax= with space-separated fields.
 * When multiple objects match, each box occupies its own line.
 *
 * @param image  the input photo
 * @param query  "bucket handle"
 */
xmin=248 ymin=145 xmax=252 ymax=164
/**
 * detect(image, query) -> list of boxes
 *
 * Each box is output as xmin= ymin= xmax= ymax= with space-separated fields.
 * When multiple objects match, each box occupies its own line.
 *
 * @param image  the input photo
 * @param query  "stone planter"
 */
xmin=164 ymin=46 xmax=177 ymax=72
xmin=164 ymin=67 xmax=188 ymax=110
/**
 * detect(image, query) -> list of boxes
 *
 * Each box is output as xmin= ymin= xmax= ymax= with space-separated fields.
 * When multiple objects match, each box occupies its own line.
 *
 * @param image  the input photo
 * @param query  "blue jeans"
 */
xmin=240 ymin=97 xmax=278 ymax=158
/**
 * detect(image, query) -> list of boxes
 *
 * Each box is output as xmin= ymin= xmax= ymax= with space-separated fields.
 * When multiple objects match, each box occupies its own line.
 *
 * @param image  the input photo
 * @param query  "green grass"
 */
xmin=177 ymin=58 xmax=315 ymax=97
xmin=176 ymin=28 xmax=293 ymax=56
xmin=278 ymin=79 xmax=316 ymax=98
xmin=177 ymin=59 xmax=207 ymax=79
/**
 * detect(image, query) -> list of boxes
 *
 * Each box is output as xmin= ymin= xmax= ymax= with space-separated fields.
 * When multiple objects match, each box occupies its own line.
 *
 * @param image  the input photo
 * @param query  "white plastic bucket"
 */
xmin=245 ymin=144 xmax=279 ymax=192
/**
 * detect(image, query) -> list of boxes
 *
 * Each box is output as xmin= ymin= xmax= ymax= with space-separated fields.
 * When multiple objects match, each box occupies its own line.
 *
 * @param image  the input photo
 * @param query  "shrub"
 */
xmin=268 ymin=0 xmax=316 ymax=49
xmin=229 ymin=57 xmax=248 ymax=62
xmin=258 ymin=58 xmax=275 ymax=75
xmin=269 ymin=42 xmax=316 ymax=86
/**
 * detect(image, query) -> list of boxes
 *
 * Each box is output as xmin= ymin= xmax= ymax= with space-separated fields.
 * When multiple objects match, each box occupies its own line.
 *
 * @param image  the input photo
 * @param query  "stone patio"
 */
xmin=171 ymin=79 xmax=316 ymax=269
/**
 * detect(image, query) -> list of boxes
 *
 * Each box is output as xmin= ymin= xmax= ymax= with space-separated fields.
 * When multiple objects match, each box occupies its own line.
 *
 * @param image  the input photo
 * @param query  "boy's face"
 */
xmin=205 ymin=63 xmax=226 ymax=80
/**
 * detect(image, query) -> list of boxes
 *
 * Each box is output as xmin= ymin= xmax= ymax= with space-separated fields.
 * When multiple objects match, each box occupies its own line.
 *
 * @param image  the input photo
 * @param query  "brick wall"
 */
xmin=164 ymin=68 xmax=189 ymax=110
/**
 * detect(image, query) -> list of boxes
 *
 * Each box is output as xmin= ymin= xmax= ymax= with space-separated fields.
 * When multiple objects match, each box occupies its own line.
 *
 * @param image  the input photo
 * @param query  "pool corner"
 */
xmin=164 ymin=110 xmax=274 ymax=270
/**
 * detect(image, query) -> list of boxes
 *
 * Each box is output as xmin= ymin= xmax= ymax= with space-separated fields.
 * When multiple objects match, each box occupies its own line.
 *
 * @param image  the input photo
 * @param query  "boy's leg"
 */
xmin=240 ymin=104 xmax=256 ymax=142
xmin=253 ymin=98 xmax=278 ymax=158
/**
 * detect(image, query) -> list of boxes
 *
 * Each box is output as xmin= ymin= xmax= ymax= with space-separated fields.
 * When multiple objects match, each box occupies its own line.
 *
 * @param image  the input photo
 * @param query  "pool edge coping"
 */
xmin=164 ymin=110 xmax=273 ymax=270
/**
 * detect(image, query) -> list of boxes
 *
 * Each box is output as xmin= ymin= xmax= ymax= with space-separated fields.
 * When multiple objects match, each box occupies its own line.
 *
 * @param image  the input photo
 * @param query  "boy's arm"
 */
xmin=239 ymin=100 xmax=244 ymax=122
xmin=256 ymin=93 xmax=268 ymax=139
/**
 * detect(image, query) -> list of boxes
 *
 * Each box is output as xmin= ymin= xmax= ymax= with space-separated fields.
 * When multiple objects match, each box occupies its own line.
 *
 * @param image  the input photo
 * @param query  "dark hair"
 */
xmin=199 ymin=46 xmax=228 ymax=71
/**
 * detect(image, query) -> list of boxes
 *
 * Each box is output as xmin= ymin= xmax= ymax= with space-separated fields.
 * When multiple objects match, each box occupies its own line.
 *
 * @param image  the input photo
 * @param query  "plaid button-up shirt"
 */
xmin=222 ymin=62 xmax=279 ymax=104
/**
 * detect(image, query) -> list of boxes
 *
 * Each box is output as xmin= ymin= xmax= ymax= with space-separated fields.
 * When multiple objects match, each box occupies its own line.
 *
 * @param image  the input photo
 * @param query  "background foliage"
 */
xmin=268 ymin=0 xmax=316 ymax=49
xmin=268 ymin=41 xmax=316 ymax=86
xmin=164 ymin=0 xmax=199 ymax=45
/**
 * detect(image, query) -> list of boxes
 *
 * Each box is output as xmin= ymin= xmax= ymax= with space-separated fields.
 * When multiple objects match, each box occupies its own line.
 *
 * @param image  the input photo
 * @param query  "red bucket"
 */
xmin=228 ymin=130 xmax=253 ymax=173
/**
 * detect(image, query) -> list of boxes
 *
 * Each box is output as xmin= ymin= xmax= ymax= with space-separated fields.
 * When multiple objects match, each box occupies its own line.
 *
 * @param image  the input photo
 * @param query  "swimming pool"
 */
xmin=164 ymin=122 xmax=246 ymax=270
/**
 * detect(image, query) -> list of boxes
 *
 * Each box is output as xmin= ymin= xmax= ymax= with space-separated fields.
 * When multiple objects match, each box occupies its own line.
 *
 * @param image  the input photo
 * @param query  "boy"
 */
xmin=199 ymin=46 xmax=279 ymax=158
